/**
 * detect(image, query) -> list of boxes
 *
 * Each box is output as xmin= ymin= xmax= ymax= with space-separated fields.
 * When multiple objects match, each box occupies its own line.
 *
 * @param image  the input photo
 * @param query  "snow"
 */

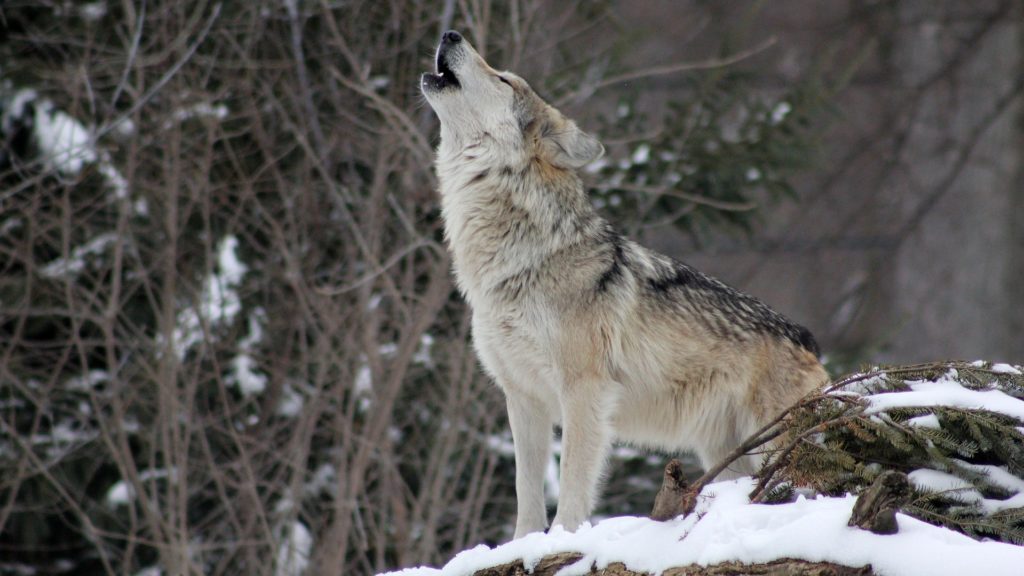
xmin=413 ymin=333 xmax=435 ymax=366
xmin=33 ymin=100 xmax=96 ymax=174
xmin=66 ymin=369 xmax=109 ymax=391
xmin=770 ymin=101 xmax=791 ymax=124
xmin=277 ymin=383 xmax=304 ymax=417
xmin=991 ymin=363 xmax=1022 ymax=375
xmin=105 ymin=468 xmax=177 ymax=507
xmin=231 ymin=354 xmax=266 ymax=395
xmin=39 ymin=232 xmax=118 ymax=279
xmin=3 ymin=89 xmax=134 ymax=205
xmin=172 ymin=236 xmax=247 ymax=358
xmin=904 ymin=413 xmax=940 ymax=428
xmin=907 ymin=469 xmax=980 ymax=504
xmin=275 ymin=521 xmax=312 ymax=576
xmin=354 ymin=364 xmax=372 ymax=395
xmin=955 ymin=461 xmax=1024 ymax=493
xmin=80 ymin=1 xmax=107 ymax=21
xmin=631 ymin=144 xmax=650 ymax=165
xmin=170 ymin=102 xmax=229 ymax=125
xmin=383 ymin=478 xmax=1024 ymax=576
xmin=229 ymin=312 xmax=267 ymax=395
xmin=864 ymin=371 xmax=1024 ymax=422
xmin=908 ymin=467 xmax=1024 ymax=513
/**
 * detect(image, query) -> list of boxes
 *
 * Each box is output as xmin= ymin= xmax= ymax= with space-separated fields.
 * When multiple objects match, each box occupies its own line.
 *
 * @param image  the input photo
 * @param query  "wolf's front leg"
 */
xmin=551 ymin=381 xmax=615 ymax=532
xmin=506 ymin=391 xmax=553 ymax=538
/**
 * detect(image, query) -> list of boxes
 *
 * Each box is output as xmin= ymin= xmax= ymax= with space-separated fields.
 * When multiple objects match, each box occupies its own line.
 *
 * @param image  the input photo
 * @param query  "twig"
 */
xmin=95 ymin=3 xmax=222 ymax=141
xmin=601 ymin=183 xmax=759 ymax=212
xmin=601 ymin=36 xmax=777 ymax=87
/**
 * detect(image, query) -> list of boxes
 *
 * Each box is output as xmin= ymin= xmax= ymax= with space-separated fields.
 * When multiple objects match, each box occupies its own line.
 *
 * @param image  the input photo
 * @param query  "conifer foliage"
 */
xmin=753 ymin=361 xmax=1024 ymax=544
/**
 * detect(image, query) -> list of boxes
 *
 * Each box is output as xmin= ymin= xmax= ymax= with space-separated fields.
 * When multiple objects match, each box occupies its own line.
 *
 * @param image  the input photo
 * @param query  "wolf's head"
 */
xmin=421 ymin=31 xmax=603 ymax=169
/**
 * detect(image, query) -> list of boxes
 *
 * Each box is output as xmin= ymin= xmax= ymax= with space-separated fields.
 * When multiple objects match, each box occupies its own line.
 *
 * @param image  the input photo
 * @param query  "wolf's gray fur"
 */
xmin=422 ymin=30 xmax=828 ymax=538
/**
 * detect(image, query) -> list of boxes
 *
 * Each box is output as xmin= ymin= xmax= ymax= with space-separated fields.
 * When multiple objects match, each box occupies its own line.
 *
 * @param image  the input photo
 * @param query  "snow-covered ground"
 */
xmin=384 ymin=366 xmax=1024 ymax=576
xmin=383 ymin=476 xmax=1024 ymax=576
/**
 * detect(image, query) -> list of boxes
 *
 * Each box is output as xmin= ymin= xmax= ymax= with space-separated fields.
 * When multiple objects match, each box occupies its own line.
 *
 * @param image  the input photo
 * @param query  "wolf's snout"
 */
xmin=421 ymin=30 xmax=464 ymax=94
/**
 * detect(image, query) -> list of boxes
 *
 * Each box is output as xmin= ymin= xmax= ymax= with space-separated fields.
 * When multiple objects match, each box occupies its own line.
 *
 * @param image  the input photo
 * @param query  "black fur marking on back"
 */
xmin=795 ymin=325 xmax=821 ymax=357
xmin=595 ymin=232 xmax=626 ymax=294
xmin=648 ymin=260 xmax=820 ymax=356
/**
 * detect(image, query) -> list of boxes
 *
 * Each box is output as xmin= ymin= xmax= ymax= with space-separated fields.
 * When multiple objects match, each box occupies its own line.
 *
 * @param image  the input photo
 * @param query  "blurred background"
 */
xmin=0 ymin=1 xmax=1020 ymax=575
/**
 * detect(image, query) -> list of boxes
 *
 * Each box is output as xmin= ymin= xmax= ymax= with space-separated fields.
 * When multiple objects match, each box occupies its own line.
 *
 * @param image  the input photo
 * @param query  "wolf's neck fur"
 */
xmin=436 ymin=136 xmax=603 ymax=307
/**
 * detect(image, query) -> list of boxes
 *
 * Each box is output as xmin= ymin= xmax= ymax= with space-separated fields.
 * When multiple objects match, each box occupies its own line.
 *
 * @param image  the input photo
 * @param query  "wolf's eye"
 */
xmin=497 ymin=76 xmax=512 ymax=87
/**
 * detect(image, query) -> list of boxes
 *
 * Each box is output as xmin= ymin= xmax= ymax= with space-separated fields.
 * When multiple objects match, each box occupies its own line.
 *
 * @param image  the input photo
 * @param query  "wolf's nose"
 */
xmin=442 ymin=30 xmax=462 ymax=44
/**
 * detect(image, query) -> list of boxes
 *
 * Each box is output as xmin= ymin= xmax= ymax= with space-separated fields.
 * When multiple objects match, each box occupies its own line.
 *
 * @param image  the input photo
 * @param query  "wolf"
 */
xmin=421 ymin=30 xmax=829 ymax=538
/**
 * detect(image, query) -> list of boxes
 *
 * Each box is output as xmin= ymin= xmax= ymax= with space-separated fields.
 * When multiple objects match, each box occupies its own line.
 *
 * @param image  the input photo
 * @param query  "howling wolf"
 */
xmin=421 ymin=30 xmax=828 ymax=538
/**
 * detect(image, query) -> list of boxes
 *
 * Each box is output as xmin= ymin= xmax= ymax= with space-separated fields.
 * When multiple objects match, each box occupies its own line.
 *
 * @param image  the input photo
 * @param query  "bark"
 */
xmin=473 ymin=552 xmax=874 ymax=576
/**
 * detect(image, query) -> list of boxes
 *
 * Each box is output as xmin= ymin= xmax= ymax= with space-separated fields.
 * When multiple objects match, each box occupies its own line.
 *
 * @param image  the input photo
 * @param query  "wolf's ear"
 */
xmin=539 ymin=119 xmax=605 ymax=169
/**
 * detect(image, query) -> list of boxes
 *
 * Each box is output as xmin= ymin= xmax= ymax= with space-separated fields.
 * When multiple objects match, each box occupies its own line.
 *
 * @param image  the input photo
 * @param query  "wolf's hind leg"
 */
xmin=696 ymin=409 xmax=759 ymax=481
xmin=507 ymin=391 xmax=553 ymax=538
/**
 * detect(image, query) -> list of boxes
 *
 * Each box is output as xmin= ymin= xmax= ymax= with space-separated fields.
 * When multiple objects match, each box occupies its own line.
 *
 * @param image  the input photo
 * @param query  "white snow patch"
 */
xmin=382 ymin=477 xmax=1024 ymax=576
xmin=170 ymin=102 xmax=229 ymax=125
xmin=66 ymin=370 xmax=109 ymax=391
xmin=908 ymin=469 xmax=981 ymax=503
xmin=955 ymin=461 xmax=1024 ymax=493
xmin=485 ymin=434 xmax=515 ymax=457
xmin=631 ymin=144 xmax=650 ymax=165
xmin=908 ymin=467 xmax=1024 ymax=513
xmin=277 ymin=382 xmax=304 ymax=417
xmin=413 ymin=333 xmax=435 ymax=366
xmin=33 ymin=101 xmax=95 ymax=173
xmin=904 ymin=413 xmax=940 ymax=429
xmin=172 ymin=236 xmax=247 ymax=358
xmin=39 ymin=232 xmax=119 ymax=279
xmin=991 ymin=363 xmax=1021 ymax=375
xmin=231 ymin=354 xmax=266 ymax=395
xmin=865 ymin=372 xmax=1024 ymax=422
xmin=771 ymin=101 xmax=792 ymax=124
xmin=305 ymin=463 xmax=337 ymax=497
xmin=829 ymin=373 xmax=887 ymax=396
xmin=745 ymin=167 xmax=761 ymax=181
xmin=80 ymin=1 xmax=107 ymax=21
xmin=106 ymin=468 xmax=177 ymax=507
xmin=3 ymin=89 xmax=38 ymax=132
xmin=3 ymin=89 xmax=133 ymax=203
xmin=274 ymin=521 xmax=312 ymax=576
xmin=97 ymin=161 xmax=129 ymax=199
xmin=229 ymin=311 xmax=267 ymax=396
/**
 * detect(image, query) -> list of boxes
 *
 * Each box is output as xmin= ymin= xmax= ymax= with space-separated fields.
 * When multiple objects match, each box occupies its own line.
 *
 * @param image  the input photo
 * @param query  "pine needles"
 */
xmin=751 ymin=361 xmax=1024 ymax=544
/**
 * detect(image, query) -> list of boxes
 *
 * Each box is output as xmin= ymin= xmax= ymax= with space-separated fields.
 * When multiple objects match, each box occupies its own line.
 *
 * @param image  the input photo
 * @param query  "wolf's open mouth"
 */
xmin=422 ymin=31 xmax=463 ymax=93
xmin=433 ymin=50 xmax=460 ymax=89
